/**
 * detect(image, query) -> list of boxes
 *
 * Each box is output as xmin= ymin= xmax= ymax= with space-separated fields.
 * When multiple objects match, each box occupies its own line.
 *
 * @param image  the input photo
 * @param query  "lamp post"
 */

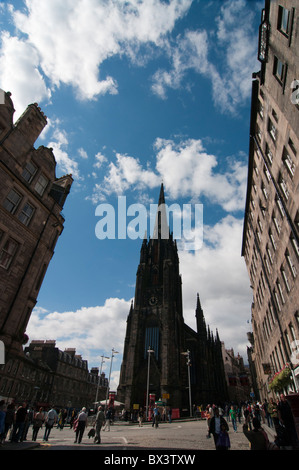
xmin=105 ymin=348 xmax=119 ymax=410
xmin=181 ymin=350 xmax=192 ymax=417
xmin=95 ymin=355 xmax=109 ymax=408
xmin=146 ymin=347 xmax=155 ymax=421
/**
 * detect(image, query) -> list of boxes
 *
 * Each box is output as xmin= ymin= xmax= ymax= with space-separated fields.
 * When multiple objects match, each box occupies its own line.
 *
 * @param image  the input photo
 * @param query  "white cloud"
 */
xmin=91 ymin=151 xmax=160 ymax=203
xmin=90 ymin=137 xmax=248 ymax=212
xmin=151 ymin=0 xmax=259 ymax=113
xmin=0 ymin=32 xmax=51 ymax=119
xmin=48 ymin=126 xmax=80 ymax=179
xmin=0 ymin=0 xmax=192 ymax=112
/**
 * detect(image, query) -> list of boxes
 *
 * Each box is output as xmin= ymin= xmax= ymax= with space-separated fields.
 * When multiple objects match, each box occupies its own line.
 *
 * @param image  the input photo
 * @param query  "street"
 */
xmin=30 ymin=418 xmax=253 ymax=451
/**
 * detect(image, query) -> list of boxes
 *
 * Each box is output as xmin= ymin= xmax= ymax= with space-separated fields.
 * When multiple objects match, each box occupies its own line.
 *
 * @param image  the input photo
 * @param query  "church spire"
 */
xmin=152 ymin=183 xmax=169 ymax=240
xmin=195 ymin=293 xmax=206 ymax=337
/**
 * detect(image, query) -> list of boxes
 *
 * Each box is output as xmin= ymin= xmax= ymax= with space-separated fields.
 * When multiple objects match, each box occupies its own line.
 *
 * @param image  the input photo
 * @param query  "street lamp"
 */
xmin=105 ymin=348 xmax=119 ymax=410
xmin=146 ymin=347 xmax=155 ymax=421
xmin=181 ymin=350 xmax=192 ymax=417
xmin=95 ymin=355 xmax=110 ymax=407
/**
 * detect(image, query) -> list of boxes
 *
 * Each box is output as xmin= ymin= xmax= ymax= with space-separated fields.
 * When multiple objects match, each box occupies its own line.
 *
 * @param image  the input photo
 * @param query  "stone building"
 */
xmin=222 ymin=345 xmax=251 ymax=403
xmin=23 ymin=340 xmax=108 ymax=410
xmin=0 ymin=91 xmax=73 ymax=403
xmin=117 ymin=184 xmax=228 ymax=413
xmin=242 ymin=0 xmax=299 ymax=399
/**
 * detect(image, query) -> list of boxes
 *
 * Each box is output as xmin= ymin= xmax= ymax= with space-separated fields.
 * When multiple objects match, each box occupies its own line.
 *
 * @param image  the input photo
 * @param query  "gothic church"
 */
xmin=117 ymin=185 xmax=228 ymax=411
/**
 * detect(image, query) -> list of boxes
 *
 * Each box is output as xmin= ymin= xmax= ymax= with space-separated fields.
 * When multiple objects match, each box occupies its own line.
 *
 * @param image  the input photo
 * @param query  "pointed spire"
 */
xmin=195 ymin=293 xmax=206 ymax=336
xmin=158 ymin=182 xmax=165 ymax=206
xmin=152 ymin=183 xmax=169 ymax=240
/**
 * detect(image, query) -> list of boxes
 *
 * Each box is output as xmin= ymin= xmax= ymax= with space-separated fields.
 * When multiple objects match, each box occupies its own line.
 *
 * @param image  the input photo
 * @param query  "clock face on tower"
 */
xmin=149 ymin=296 xmax=158 ymax=306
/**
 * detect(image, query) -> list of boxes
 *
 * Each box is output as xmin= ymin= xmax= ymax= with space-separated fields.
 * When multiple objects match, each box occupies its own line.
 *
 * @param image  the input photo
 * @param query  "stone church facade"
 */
xmin=117 ymin=185 xmax=228 ymax=412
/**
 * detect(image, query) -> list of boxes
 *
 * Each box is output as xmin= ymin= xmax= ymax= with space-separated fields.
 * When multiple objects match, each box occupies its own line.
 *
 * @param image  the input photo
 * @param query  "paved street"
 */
xmin=6 ymin=418 xmax=260 ymax=451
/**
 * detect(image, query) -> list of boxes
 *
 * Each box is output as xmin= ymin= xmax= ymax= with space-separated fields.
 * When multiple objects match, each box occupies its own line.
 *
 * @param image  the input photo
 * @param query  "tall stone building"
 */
xmin=117 ymin=184 xmax=228 ymax=412
xmin=242 ymin=0 xmax=299 ymax=399
xmin=0 ymin=91 xmax=73 ymax=384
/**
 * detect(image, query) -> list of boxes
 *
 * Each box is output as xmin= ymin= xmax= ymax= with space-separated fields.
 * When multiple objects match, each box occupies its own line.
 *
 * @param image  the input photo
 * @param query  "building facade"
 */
xmin=117 ymin=184 xmax=228 ymax=412
xmin=0 ymin=91 xmax=73 ymax=357
xmin=0 ymin=91 xmax=73 ymax=404
xmin=242 ymin=0 xmax=299 ymax=399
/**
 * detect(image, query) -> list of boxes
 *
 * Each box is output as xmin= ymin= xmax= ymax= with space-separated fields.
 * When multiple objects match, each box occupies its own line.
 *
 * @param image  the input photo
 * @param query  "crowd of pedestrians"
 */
xmin=204 ymin=394 xmax=298 ymax=450
xmin=0 ymin=394 xmax=298 ymax=449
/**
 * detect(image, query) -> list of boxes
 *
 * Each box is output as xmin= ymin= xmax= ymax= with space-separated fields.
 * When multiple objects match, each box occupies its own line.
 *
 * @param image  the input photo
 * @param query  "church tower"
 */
xmin=117 ymin=184 xmax=186 ymax=410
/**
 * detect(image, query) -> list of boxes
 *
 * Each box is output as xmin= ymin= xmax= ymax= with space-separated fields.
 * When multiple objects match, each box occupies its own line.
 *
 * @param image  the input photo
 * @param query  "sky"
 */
xmin=0 ymin=0 xmax=263 ymax=391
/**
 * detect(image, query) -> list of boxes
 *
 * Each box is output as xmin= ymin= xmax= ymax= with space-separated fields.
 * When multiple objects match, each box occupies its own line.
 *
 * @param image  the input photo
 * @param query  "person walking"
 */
xmin=43 ymin=406 xmax=57 ymax=441
xmin=208 ymin=407 xmax=229 ymax=450
xmin=94 ymin=406 xmax=105 ymax=444
xmin=243 ymin=417 xmax=269 ymax=450
xmin=103 ymin=407 xmax=112 ymax=431
xmin=138 ymin=408 xmax=144 ymax=427
xmin=229 ymin=405 xmax=237 ymax=432
xmin=32 ymin=408 xmax=44 ymax=441
xmin=277 ymin=394 xmax=298 ymax=449
xmin=11 ymin=402 xmax=28 ymax=442
xmin=152 ymin=405 xmax=159 ymax=428
xmin=3 ymin=403 xmax=15 ymax=443
xmin=74 ymin=407 xmax=88 ymax=443
xmin=0 ymin=401 xmax=6 ymax=445
xmin=168 ymin=407 xmax=172 ymax=424
xmin=267 ymin=398 xmax=277 ymax=429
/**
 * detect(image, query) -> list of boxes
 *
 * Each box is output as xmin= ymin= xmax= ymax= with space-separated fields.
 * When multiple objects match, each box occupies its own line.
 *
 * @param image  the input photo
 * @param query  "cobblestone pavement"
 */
xmin=1 ymin=418 xmax=275 ymax=451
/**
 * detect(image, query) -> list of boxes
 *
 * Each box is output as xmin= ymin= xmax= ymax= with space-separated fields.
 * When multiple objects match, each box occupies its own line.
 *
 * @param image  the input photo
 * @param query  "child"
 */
xmin=216 ymin=423 xmax=231 ymax=450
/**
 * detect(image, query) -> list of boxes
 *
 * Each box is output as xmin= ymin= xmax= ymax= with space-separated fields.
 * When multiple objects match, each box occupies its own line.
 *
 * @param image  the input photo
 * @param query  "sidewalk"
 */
xmin=1 ymin=440 xmax=40 ymax=450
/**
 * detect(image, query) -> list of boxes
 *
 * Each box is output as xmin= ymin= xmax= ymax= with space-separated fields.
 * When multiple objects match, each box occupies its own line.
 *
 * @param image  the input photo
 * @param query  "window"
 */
xmin=265 ymin=143 xmax=273 ymax=165
xmin=268 ymin=118 xmax=277 ymax=142
xmin=273 ymin=56 xmax=286 ymax=83
xmin=281 ymin=266 xmax=290 ymax=292
xmin=35 ymin=174 xmax=48 ymax=196
xmin=0 ymin=238 xmax=18 ymax=269
xmin=272 ymin=212 xmax=281 ymax=235
xmin=22 ymin=161 xmax=37 ymax=183
xmin=18 ymin=202 xmax=35 ymax=226
xmin=282 ymin=147 xmax=295 ymax=177
xmin=279 ymin=174 xmax=289 ymax=200
xmin=3 ymin=189 xmax=22 ymax=214
xmin=277 ymin=5 xmax=290 ymax=36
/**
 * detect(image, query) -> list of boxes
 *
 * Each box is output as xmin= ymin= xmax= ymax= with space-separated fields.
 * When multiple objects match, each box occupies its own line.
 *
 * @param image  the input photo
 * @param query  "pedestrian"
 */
xmin=267 ymin=398 xmax=277 ymax=429
xmin=11 ymin=402 xmax=28 ymax=442
xmin=3 ymin=403 xmax=15 ymax=443
xmin=103 ymin=407 xmax=112 ymax=431
xmin=70 ymin=409 xmax=76 ymax=428
xmin=216 ymin=422 xmax=231 ymax=450
xmin=208 ymin=407 xmax=229 ymax=450
xmin=152 ymin=405 xmax=159 ymax=428
xmin=74 ymin=407 xmax=88 ymax=443
xmin=277 ymin=394 xmax=297 ymax=449
xmin=94 ymin=406 xmax=105 ymax=444
xmin=168 ymin=407 xmax=172 ymax=423
xmin=32 ymin=407 xmax=44 ymax=441
xmin=0 ymin=401 xmax=6 ymax=445
xmin=243 ymin=417 xmax=269 ymax=450
xmin=43 ymin=406 xmax=57 ymax=441
xmin=138 ymin=408 xmax=144 ymax=427
xmin=229 ymin=405 xmax=237 ymax=432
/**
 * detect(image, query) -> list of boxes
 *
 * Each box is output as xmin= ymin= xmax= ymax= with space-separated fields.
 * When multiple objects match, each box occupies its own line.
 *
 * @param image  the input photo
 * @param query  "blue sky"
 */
xmin=0 ymin=0 xmax=263 ymax=390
